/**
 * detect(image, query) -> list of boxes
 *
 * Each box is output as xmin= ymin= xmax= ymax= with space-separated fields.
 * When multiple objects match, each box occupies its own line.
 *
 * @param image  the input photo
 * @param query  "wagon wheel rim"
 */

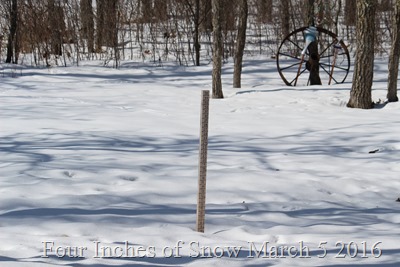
xmin=276 ymin=26 xmax=351 ymax=86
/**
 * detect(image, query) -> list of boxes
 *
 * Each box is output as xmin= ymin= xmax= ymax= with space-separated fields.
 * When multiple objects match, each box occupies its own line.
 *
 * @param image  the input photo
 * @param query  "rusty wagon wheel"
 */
xmin=276 ymin=26 xmax=351 ymax=86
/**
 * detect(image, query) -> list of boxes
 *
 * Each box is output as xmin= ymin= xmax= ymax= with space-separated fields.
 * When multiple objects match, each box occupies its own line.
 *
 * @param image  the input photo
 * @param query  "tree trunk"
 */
xmin=257 ymin=0 xmax=273 ymax=24
xmin=80 ymin=0 xmax=95 ymax=53
xmin=344 ymin=0 xmax=357 ymax=26
xmin=306 ymin=0 xmax=315 ymax=26
xmin=194 ymin=0 xmax=201 ymax=66
xmin=387 ymin=0 xmax=400 ymax=102
xmin=347 ymin=0 xmax=376 ymax=109
xmin=48 ymin=1 xmax=65 ymax=56
xmin=96 ymin=0 xmax=105 ymax=51
xmin=96 ymin=0 xmax=118 ymax=50
xmin=233 ymin=0 xmax=248 ymax=88
xmin=303 ymin=0 xmax=321 ymax=85
xmin=104 ymin=0 xmax=118 ymax=47
xmin=140 ymin=0 xmax=153 ymax=22
xmin=201 ymin=0 xmax=212 ymax=32
xmin=334 ymin=0 xmax=342 ymax=35
xmin=307 ymin=41 xmax=322 ymax=85
xmin=154 ymin=0 xmax=168 ymax=22
xmin=6 ymin=0 xmax=18 ymax=64
xmin=211 ymin=0 xmax=223 ymax=99
xmin=281 ymin=0 xmax=290 ymax=38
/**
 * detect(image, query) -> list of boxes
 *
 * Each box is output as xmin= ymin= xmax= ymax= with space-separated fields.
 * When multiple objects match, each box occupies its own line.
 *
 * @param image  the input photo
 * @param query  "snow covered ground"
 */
xmin=1 ymin=57 xmax=400 ymax=267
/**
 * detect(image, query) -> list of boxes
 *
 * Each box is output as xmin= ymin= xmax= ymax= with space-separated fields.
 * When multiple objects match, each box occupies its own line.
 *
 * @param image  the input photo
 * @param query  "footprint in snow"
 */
xmin=63 ymin=171 xmax=76 ymax=178
xmin=120 ymin=176 xmax=138 ymax=182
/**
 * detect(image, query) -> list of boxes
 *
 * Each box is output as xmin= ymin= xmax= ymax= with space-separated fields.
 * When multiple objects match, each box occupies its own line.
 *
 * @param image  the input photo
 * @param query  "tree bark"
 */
xmin=280 ymin=0 xmax=290 ymax=39
xmin=233 ymin=0 xmax=248 ymax=88
xmin=306 ymin=0 xmax=315 ymax=26
xmin=302 ymin=1 xmax=321 ymax=85
xmin=306 ymin=41 xmax=322 ymax=85
xmin=6 ymin=0 xmax=18 ymax=63
xmin=347 ymin=0 xmax=376 ymax=109
xmin=96 ymin=0 xmax=118 ymax=49
xmin=257 ymin=0 xmax=272 ymax=24
xmin=95 ymin=0 xmax=104 ymax=51
xmin=81 ymin=0 xmax=95 ymax=53
xmin=211 ymin=0 xmax=223 ymax=98
xmin=104 ymin=0 xmax=118 ymax=47
xmin=48 ymin=0 xmax=65 ymax=56
xmin=154 ymin=0 xmax=168 ymax=22
xmin=344 ymin=0 xmax=357 ymax=26
xmin=387 ymin=0 xmax=400 ymax=102
xmin=194 ymin=0 xmax=201 ymax=66
xmin=201 ymin=0 xmax=213 ymax=32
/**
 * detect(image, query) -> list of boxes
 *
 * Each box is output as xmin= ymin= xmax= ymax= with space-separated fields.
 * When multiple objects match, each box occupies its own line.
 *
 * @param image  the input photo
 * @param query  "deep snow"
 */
xmin=1 ymin=57 xmax=400 ymax=266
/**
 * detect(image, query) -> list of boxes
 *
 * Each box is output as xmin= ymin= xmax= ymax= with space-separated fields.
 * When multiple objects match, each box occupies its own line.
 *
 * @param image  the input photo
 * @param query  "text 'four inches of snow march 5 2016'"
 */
xmin=41 ymin=240 xmax=383 ymax=259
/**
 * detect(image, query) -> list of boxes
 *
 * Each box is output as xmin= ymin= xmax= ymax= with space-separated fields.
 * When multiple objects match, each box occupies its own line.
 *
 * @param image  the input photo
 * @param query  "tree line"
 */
xmin=0 ymin=0 xmax=399 ymax=107
xmin=0 ymin=0 xmax=396 ymax=67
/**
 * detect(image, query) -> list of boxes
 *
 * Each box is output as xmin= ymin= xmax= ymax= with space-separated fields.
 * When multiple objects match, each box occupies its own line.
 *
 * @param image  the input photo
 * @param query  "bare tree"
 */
xmin=0 ymin=0 xmax=396 ymax=70
xmin=211 ymin=0 xmax=223 ymax=98
xmin=95 ymin=0 xmax=119 ymax=66
xmin=303 ymin=0 xmax=322 ymax=85
xmin=104 ymin=0 xmax=118 ymax=47
xmin=80 ymin=0 xmax=94 ymax=53
xmin=154 ymin=0 xmax=168 ymax=22
xmin=387 ymin=0 xmax=400 ymax=102
xmin=193 ymin=0 xmax=201 ymax=66
xmin=48 ymin=0 xmax=65 ymax=56
xmin=344 ymin=0 xmax=357 ymax=26
xmin=95 ymin=0 xmax=107 ymax=51
xmin=347 ymin=0 xmax=376 ymax=109
xmin=233 ymin=0 xmax=248 ymax=88
xmin=280 ymin=0 xmax=290 ymax=38
xmin=6 ymin=0 xmax=18 ymax=63
xmin=183 ymin=0 xmax=202 ymax=66
xmin=333 ymin=0 xmax=342 ymax=35
xmin=200 ymin=0 xmax=212 ymax=32
xmin=305 ymin=0 xmax=315 ymax=26
xmin=256 ymin=0 xmax=272 ymax=24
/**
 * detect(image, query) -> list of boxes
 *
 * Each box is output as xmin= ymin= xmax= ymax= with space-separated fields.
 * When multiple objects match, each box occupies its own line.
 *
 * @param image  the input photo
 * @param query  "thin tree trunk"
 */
xmin=200 ymin=0 xmax=212 ymax=32
xmin=211 ymin=0 xmax=223 ymax=98
xmin=48 ymin=1 xmax=64 ymax=56
xmin=304 ymin=0 xmax=321 ymax=85
xmin=306 ymin=0 xmax=315 ymax=26
xmin=281 ymin=0 xmax=290 ymax=39
xmin=347 ymin=0 xmax=376 ymax=109
xmin=344 ymin=0 xmax=357 ymax=26
xmin=81 ymin=0 xmax=95 ymax=53
xmin=233 ymin=0 xmax=248 ymax=88
xmin=334 ymin=0 xmax=342 ymax=35
xmin=6 ymin=0 xmax=18 ymax=63
xmin=105 ymin=0 xmax=118 ymax=47
xmin=96 ymin=0 xmax=105 ymax=51
xmin=194 ymin=0 xmax=201 ymax=66
xmin=387 ymin=0 xmax=400 ymax=102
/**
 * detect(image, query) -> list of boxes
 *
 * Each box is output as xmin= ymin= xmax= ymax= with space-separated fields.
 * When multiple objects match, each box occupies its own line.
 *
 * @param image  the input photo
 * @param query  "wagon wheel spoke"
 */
xmin=320 ymin=63 xmax=339 ymax=84
xmin=287 ymin=38 xmax=304 ymax=52
xmin=320 ymin=52 xmax=348 ymax=59
xmin=277 ymin=52 xmax=302 ymax=61
xmin=289 ymin=67 xmax=308 ymax=85
xmin=319 ymin=39 xmax=337 ymax=57
xmin=320 ymin=62 xmax=349 ymax=72
xmin=280 ymin=61 xmax=302 ymax=71
xmin=320 ymin=54 xmax=335 ymax=59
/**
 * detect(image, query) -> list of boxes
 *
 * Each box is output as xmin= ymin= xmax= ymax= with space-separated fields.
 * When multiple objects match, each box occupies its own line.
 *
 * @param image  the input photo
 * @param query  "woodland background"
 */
xmin=0 ymin=0 xmax=395 ymax=68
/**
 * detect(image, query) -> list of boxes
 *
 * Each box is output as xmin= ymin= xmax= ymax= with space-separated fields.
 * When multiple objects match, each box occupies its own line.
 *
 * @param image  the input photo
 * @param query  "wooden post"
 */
xmin=196 ymin=90 xmax=210 ymax=233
